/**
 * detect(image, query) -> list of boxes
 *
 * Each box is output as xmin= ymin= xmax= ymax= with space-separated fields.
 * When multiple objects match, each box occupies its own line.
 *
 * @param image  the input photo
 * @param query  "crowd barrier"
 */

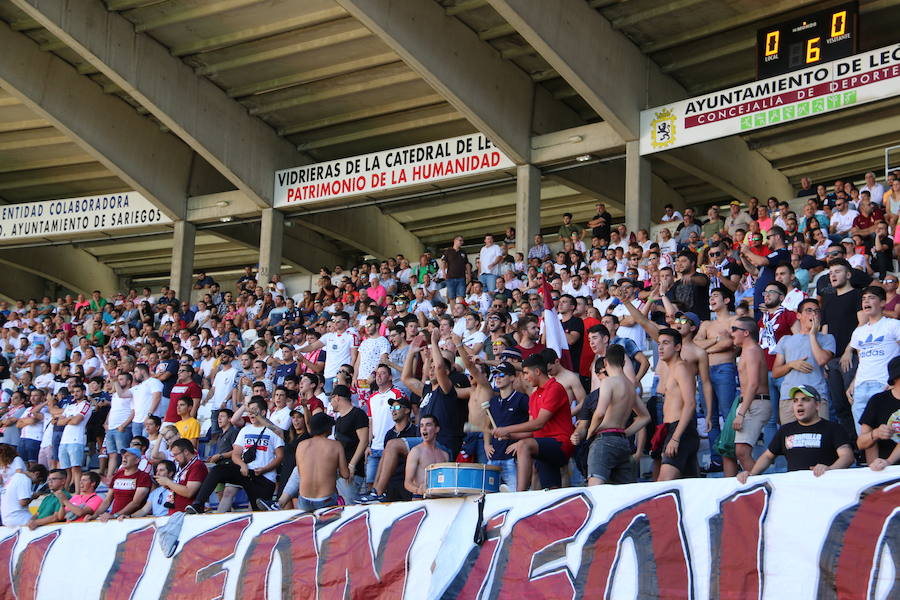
xmin=2 ymin=466 xmax=898 ymax=599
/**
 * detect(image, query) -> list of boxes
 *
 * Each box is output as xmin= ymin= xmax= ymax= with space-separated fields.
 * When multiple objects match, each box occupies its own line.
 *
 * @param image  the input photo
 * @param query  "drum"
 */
xmin=425 ymin=462 xmax=501 ymax=498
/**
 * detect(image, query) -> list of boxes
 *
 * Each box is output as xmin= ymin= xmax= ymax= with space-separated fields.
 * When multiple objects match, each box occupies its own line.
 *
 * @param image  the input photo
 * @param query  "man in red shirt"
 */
xmin=513 ymin=314 xmax=546 ymax=361
xmin=90 ymin=448 xmax=152 ymax=521
xmin=156 ymin=438 xmax=207 ymax=514
xmin=492 ymin=354 xmax=574 ymax=491
xmin=164 ymin=364 xmax=202 ymax=426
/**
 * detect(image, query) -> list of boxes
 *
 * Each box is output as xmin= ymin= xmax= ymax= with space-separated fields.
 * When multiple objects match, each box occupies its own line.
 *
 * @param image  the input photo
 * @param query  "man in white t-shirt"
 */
xmin=104 ymin=371 xmax=136 ymax=480
xmin=860 ymin=171 xmax=885 ymax=205
xmin=1 ymin=470 xmax=33 ymax=527
xmin=16 ymin=389 xmax=46 ymax=467
xmin=268 ymin=386 xmax=292 ymax=431
xmin=829 ymin=199 xmax=858 ymax=241
xmin=478 ymin=234 xmax=505 ymax=292
xmin=58 ymin=383 xmax=92 ymax=495
xmin=355 ymin=316 xmax=390 ymax=387
xmin=126 ymin=364 xmax=162 ymax=437
xmin=186 ymin=396 xmax=283 ymax=514
xmin=843 ymin=286 xmax=900 ymax=433
xmin=295 ymin=311 xmax=359 ymax=394
xmin=364 ymin=364 xmax=404 ymax=490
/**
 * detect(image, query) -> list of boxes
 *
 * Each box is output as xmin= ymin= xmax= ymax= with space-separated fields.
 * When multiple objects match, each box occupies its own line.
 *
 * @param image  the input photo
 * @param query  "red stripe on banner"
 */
xmin=709 ymin=484 xmax=771 ymax=600
xmin=101 ymin=525 xmax=156 ymax=600
xmin=318 ymin=508 xmax=426 ymax=600
xmin=161 ymin=515 xmax=252 ymax=600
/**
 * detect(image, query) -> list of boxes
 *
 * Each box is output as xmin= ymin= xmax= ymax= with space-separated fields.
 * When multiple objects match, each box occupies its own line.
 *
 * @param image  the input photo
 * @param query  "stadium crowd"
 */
xmin=2 ymin=169 xmax=900 ymax=526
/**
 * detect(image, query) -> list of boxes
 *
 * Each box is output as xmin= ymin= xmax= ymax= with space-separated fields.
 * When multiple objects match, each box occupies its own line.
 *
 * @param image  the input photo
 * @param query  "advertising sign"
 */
xmin=640 ymin=43 xmax=900 ymax=155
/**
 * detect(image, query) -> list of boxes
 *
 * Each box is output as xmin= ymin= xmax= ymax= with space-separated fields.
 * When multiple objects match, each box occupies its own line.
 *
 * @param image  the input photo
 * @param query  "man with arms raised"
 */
xmin=650 ymin=328 xmax=699 ymax=481
xmin=295 ymin=413 xmax=350 ymax=512
xmin=585 ymin=344 xmax=650 ymax=485
xmin=729 ymin=317 xmax=772 ymax=473
xmin=404 ymin=416 xmax=449 ymax=498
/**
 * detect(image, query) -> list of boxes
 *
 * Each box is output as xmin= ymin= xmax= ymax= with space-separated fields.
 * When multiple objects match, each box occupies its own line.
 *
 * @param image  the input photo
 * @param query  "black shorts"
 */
xmin=534 ymin=437 xmax=569 ymax=489
xmin=660 ymin=421 xmax=700 ymax=477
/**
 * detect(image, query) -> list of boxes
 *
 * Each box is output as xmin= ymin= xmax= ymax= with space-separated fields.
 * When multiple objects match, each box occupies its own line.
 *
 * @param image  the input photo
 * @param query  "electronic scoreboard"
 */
xmin=756 ymin=2 xmax=858 ymax=79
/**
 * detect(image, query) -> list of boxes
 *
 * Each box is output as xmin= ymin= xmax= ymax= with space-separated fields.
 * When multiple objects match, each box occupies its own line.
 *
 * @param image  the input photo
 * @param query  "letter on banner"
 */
xmin=100 ymin=524 xmax=156 ymax=600
xmin=236 ymin=514 xmax=318 ymax=600
xmin=317 ymin=508 xmax=426 ymax=600
xmin=440 ymin=511 xmax=509 ymax=600
xmin=490 ymin=493 xmax=592 ymax=600
xmin=708 ymin=484 xmax=771 ymax=600
xmin=817 ymin=477 xmax=900 ymax=599
xmin=161 ymin=515 xmax=251 ymax=600
xmin=575 ymin=490 xmax=693 ymax=600
xmin=0 ymin=530 xmax=59 ymax=600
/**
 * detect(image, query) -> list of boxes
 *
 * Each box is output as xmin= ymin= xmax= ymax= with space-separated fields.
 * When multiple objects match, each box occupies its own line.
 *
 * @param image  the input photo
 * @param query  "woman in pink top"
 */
xmin=756 ymin=206 xmax=773 ymax=234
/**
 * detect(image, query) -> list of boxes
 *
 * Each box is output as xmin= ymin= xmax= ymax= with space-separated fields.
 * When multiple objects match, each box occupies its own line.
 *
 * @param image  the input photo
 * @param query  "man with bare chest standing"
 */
xmin=729 ymin=316 xmax=772 ymax=472
xmin=650 ymin=328 xmax=699 ymax=481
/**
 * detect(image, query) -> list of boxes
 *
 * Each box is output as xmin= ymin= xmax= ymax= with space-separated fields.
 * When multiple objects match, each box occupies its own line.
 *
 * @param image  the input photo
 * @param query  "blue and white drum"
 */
xmin=425 ymin=462 xmax=501 ymax=498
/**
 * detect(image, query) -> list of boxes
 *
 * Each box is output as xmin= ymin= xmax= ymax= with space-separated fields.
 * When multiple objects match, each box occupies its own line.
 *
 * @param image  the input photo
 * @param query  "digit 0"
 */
xmin=765 ymin=30 xmax=779 ymax=56
xmin=831 ymin=10 xmax=846 ymax=37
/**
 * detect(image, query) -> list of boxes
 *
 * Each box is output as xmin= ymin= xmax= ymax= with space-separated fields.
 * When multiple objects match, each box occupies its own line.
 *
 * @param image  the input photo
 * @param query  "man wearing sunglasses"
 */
xmin=703 ymin=241 xmax=742 ymax=293
xmin=828 ymin=195 xmax=858 ymax=244
xmin=740 ymin=225 xmax=790 ymax=320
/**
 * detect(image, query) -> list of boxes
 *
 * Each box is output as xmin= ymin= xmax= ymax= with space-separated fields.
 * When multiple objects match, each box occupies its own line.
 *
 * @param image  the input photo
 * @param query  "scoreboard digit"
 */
xmin=756 ymin=2 xmax=857 ymax=79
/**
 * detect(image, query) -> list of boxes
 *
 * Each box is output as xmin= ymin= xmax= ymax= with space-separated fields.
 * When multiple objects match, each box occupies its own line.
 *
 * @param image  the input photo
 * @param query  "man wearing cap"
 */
xmin=737 ymin=384 xmax=853 ymax=482
xmin=480 ymin=361 xmax=529 ymax=490
xmin=772 ymin=298 xmax=835 ymax=426
xmin=492 ymin=354 xmax=574 ymax=491
xmin=89 ymin=448 xmax=152 ymax=521
xmin=858 ymin=354 xmax=900 ymax=467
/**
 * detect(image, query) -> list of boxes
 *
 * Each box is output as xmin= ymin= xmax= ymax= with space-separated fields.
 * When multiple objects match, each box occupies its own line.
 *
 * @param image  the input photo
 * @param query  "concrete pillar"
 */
xmin=625 ymin=139 xmax=651 ymax=234
xmin=515 ymin=164 xmax=541 ymax=255
xmin=258 ymin=208 xmax=284 ymax=285
xmin=170 ymin=220 xmax=196 ymax=301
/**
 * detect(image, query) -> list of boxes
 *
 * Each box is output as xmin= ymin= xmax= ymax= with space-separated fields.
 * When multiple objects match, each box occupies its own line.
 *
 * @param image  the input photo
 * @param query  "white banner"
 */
xmin=0 ymin=192 xmax=171 ymax=241
xmin=3 ymin=467 xmax=899 ymax=599
xmin=274 ymin=133 xmax=515 ymax=207
xmin=640 ymin=43 xmax=900 ymax=155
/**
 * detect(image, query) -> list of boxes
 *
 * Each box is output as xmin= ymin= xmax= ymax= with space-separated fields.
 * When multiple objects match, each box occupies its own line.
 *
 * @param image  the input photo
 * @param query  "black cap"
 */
xmin=389 ymin=395 xmax=412 ymax=410
xmin=889 ymin=356 xmax=900 ymax=385
xmin=491 ymin=361 xmax=517 ymax=376
xmin=309 ymin=412 xmax=334 ymax=436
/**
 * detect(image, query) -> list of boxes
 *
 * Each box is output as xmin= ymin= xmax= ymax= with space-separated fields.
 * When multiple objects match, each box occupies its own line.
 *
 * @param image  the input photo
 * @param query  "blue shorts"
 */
xmin=104 ymin=428 xmax=133 ymax=454
xmin=59 ymin=443 xmax=84 ymax=469
xmin=17 ymin=438 xmax=40 ymax=463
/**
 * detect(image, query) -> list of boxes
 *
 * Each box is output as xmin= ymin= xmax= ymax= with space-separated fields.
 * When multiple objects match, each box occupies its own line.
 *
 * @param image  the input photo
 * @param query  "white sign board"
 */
xmin=274 ymin=133 xmax=515 ymax=207
xmin=640 ymin=43 xmax=900 ymax=155
xmin=3 ymin=467 xmax=899 ymax=599
xmin=0 ymin=192 xmax=171 ymax=241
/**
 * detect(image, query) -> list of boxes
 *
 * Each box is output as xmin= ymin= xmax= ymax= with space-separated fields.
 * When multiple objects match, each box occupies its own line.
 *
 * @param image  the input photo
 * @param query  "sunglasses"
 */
xmin=389 ymin=405 xmax=406 ymax=411
xmin=827 ymin=251 xmax=842 ymax=257
xmin=708 ymin=252 xmax=721 ymax=257
xmin=730 ymin=326 xmax=747 ymax=333
xmin=674 ymin=317 xmax=690 ymax=325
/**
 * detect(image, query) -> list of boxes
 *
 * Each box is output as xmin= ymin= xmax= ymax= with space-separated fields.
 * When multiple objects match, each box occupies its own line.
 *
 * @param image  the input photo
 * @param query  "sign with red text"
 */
xmin=274 ymin=133 xmax=514 ymax=207
xmin=0 ymin=192 xmax=171 ymax=241
xmin=2 ymin=467 xmax=898 ymax=599
xmin=640 ymin=43 xmax=900 ymax=155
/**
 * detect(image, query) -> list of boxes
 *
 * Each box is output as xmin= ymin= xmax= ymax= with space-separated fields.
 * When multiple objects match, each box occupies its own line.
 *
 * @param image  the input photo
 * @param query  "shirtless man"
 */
xmin=729 ymin=316 xmax=772 ymax=472
xmin=295 ymin=412 xmax=350 ymax=512
xmin=694 ymin=286 xmax=739 ymax=474
xmin=404 ymin=416 xmax=449 ymax=498
xmin=540 ymin=348 xmax=586 ymax=416
xmin=585 ymin=345 xmax=651 ymax=485
xmin=652 ymin=328 xmax=699 ymax=481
